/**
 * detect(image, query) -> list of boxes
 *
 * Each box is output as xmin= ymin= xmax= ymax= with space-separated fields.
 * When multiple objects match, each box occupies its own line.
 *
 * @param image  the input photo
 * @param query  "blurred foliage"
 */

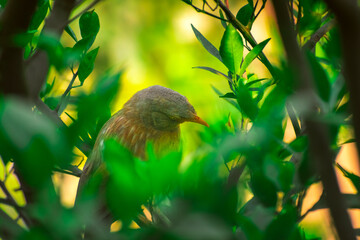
xmin=0 ymin=0 xmax=359 ymax=239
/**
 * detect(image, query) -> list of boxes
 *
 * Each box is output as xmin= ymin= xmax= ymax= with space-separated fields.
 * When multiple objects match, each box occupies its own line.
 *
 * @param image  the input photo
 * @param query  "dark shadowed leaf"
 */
xmin=220 ymin=92 xmax=237 ymax=99
xmin=65 ymin=25 xmax=78 ymax=42
xmin=264 ymin=205 xmax=298 ymax=240
xmin=250 ymin=171 xmax=278 ymax=207
xmin=193 ymin=66 xmax=230 ymax=80
xmin=0 ymin=98 xmax=70 ymax=187
xmin=306 ymin=52 xmax=330 ymax=102
xmin=78 ymin=47 xmax=99 ymax=83
xmin=29 ymin=0 xmax=50 ymax=31
xmin=336 ymin=163 xmax=360 ymax=193
xmin=73 ymin=36 xmax=96 ymax=55
xmin=212 ymin=86 xmax=241 ymax=111
xmin=236 ymin=79 xmax=258 ymax=120
xmin=219 ymin=9 xmax=227 ymax=29
xmin=191 ymin=24 xmax=222 ymax=62
xmin=220 ymin=24 xmax=243 ymax=75
xmin=79 ymin=11 xmax=100 ymax=39
xmin=236 ymin=4 xmax=254 ymax=27
xmin=237 ymin=215 xmax=263 ymax=240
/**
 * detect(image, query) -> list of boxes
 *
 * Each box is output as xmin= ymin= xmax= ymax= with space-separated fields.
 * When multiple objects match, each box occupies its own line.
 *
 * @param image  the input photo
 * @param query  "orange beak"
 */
xmin=189 ymin=115 xmax=209 ymax=127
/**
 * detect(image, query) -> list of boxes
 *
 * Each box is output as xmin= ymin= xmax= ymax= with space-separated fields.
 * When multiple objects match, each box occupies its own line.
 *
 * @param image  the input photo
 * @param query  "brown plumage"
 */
xmin=76 ymin=85 xmax=208 ymax=233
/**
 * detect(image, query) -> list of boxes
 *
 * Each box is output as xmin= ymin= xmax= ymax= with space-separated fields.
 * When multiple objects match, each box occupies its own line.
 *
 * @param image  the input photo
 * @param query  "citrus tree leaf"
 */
xmin=191 ymin=24 xmax=222 ymax=62
xmin=219 ymin=24 xmax=243 ymax=75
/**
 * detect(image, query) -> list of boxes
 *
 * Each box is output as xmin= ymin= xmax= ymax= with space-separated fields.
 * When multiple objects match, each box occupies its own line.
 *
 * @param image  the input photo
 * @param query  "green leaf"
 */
xmin=29 ymin=0 xmax=49 ymax=31
xmin=336 ymin=163 xmax=360 ymax=193
xmin=264 ymin=205 xmax=298 ymax=240
xmin=278 ymin=162 xmax=295 ymax=193
xmin=191 ymin=24 xmax=222 ymax=62
xmin=240 ymin=38 xmax=270 ymax=76
xmin=250 ymin=171 xmax=278 ymax=208
xmin=73 ymin=36 xmax=96 ymax=54
xmin=0 ymin=98 xmax=70 ymax=186
xmin=212 ymin=86 xmax=241 ymax=111
xmin=37 ymin=34 xmax=65 ymax=70
xmin=40 ymin=77 xmax=55 ymax=98
xmin=65 ymin=25 xmax=78 ymax=42
xmin=219 ymin=9 xmax=227 ymax=29
xmin=220 ymin=92 xmax=237 ymax=99
xmin=219 ymin=24 xmax=243 ymax=75
xmin=245 ymin=78 xmax=269 ymax=87
xmin=193 ymin=66 xmax=229 ymax=80
xmin=236 ymin=79 xmax=259 ymax=121
xmin=237 ymin=216 xmax=263 ymax=240
xmin=306 ymin=52 xmax=330 ymax=102
xmin=236 ymin=4 xmax=254 ymax=27
xmin=78 ymin=47 xmax=99 ymax=83
xmin=79 ymin=11 xmax=100 ymax=39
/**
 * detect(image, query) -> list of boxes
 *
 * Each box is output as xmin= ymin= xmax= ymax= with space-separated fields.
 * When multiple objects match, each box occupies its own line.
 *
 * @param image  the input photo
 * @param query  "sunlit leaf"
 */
xmin=220 ymin=24 xmax=243 ymax=75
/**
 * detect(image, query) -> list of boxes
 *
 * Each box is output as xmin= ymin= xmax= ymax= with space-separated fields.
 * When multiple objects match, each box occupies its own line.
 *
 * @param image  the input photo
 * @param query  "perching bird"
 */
xmin=76 ymin=85 xmax=208 ymax=235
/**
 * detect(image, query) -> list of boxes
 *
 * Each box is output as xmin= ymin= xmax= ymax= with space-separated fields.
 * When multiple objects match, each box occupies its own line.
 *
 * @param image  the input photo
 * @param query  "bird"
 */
xmin=76 ymin=85 xmax=208 ymax=235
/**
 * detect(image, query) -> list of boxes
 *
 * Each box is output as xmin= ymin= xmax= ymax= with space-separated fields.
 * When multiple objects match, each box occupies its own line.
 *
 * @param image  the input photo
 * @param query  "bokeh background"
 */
xmin=1 ymin=0 xmax=359 ymax=238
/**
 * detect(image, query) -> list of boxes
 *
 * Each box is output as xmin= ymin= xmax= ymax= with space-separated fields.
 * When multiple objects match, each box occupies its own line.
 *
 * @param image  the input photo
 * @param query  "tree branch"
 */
xmin=0 ymin=0 xmax=38 ymax=97
xmin=303 ymin=19 xmax=336 ymax=50
xmin=25 ymin=0 xmax=77 ymax=99
xmin=322 ymin=0 xmax=360 ymax=173
xmin=271 ymin=0 xmax=356 ymax=239
xmin=68 ymin=0 xmax=102 ymax=24
xmin=217 ymin=0 xmax=276 ymax=79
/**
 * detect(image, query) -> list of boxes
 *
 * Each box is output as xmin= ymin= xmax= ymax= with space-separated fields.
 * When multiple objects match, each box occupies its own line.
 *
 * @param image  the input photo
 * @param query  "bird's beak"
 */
xmin=189 ymin=114 xmax=209 ymax=127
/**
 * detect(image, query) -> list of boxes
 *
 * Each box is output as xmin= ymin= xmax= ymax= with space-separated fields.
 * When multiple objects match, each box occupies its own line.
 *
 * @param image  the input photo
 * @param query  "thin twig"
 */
xmin=188 ymin=3 xmax=228 ymax=21
xmin=286 ymin=102 xmax=301 ymax=136
xmin=272 ymin=0 xmax=357 ymax=239
xmin=53 ymin=165 xmax=83 ymax=177
xmin=303 ymin=19 xmax=336 ymax=50
xmin=55 ymin=70 xmax=78 ymax=113
xmin=67 ymin=0 xmax=101 ymax=24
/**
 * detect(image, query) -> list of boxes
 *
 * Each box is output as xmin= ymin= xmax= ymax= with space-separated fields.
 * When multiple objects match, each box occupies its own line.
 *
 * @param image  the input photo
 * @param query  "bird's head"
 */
xmin=125 ymin=85 xmax=208 ymax=131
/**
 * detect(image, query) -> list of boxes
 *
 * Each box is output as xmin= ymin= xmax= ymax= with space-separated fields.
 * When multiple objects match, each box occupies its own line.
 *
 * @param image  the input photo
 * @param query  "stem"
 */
xmin=217 ymin=0 xmax=277 ymax=80
xmin=55 ymin=70 xmax=78 ymax=113
xmin=67 ymin=0 xmax=101 ymax=24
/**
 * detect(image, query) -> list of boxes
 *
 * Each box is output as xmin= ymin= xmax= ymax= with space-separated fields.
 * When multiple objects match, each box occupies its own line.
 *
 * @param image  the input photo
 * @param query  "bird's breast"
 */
xmin=99 ymin=112 xmax=180 ymax=159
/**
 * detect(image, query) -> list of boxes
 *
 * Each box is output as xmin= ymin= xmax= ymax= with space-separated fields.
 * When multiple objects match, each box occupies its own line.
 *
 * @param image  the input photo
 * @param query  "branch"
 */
xmin=0 ymin=0 xmax=38 ymax=97
xmin=53 ymin=165 xmax=83 ymax=177
xmin=271 ymin=0 xmax=356 ymax=239
xmin=186 ymin=2 xmax=228 ymax=21
xmin=303 ymin=19 xmax=336 ymax=50
xmin=25 ymin=0 xmax=77 ymax=99
xmin=217 ymin=0 xmax=277 ymax=79
xmin=67 ymin=0 xmax=102 ymax=24
xmin=322 ymin=0 xmax=360 ymax=173
xmin=55 ymin=70 xmax=78 ymax=113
